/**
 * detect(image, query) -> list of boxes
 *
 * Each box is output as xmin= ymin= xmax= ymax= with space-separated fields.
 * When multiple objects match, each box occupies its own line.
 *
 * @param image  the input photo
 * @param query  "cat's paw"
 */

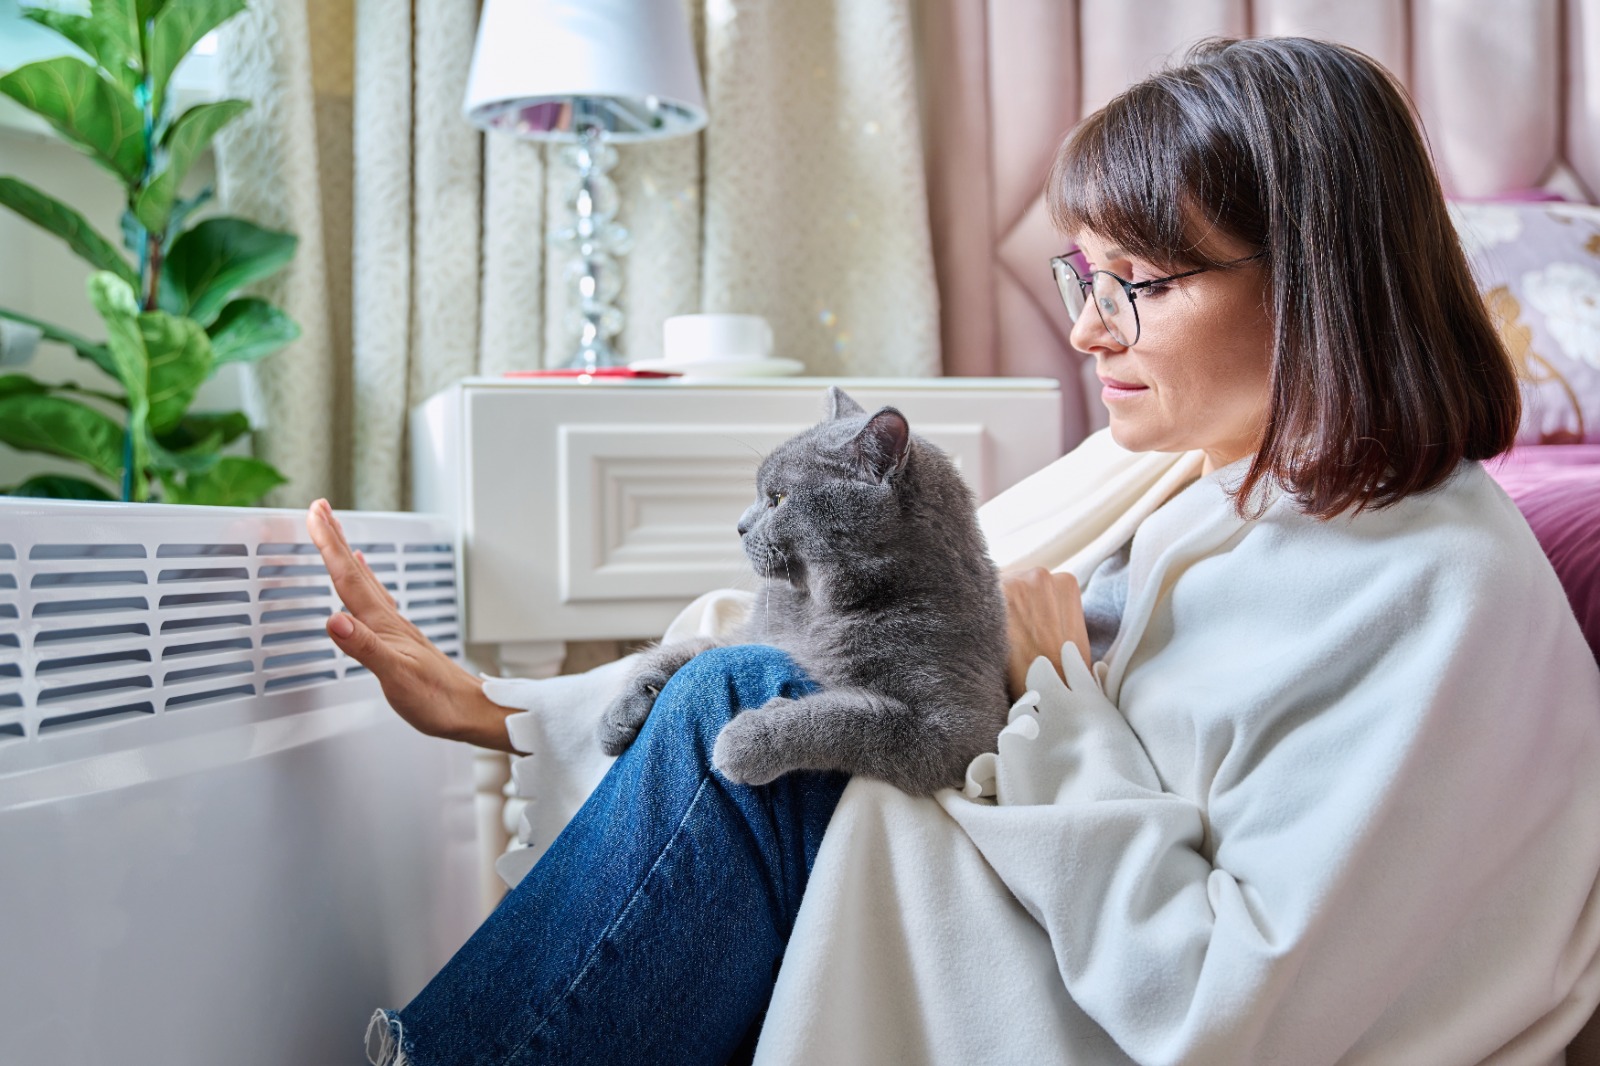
xmin=597 ymin=678 xmax=664 ymax=756
xmin=711 ymin=700 xmax=794 ymax=785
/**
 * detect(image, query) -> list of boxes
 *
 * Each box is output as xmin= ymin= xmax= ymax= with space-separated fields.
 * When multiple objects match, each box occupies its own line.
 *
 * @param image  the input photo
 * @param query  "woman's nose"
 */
xmin=1069 ymin=300 xmax=1126 ymax=356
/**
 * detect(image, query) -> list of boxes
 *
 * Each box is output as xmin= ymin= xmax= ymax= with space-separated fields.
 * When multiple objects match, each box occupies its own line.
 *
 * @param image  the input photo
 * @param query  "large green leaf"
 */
xmin=146 ymin=428 xmax=218 ymax=474
xmin=157 ymin=410 xmax=250 ymax=452
xmin=54 ymin=381 xmax=129 ymax=406
xmin=0 ymin=374 xmax=49 ymax=400
xmin=0 ymin=176 xmax=138 ymax=284
xmin=147 ymin=0 xmax=246 ymax=118
xmin=90 ymin=0 xmax=142 ymax=88
xmin=0 ymin=392 xmax=124 ymax=479
xmin=17 ymin=9 xmax=138 ymax=93
xmin=0 ymin=58 xmax=145 ymax=182
xmin=160 ymin=217 xmax=297 ymax=326
xmin=87 ymin=272 xmax=149 ymax=498
xmin=88 ymin=273 xmax=147 ymax=408
xmin=134 ymin=100 xmax=248 ymax=232
xmin=148 ymin=409 xmax=249 ymax=475
xmin=136 ymin=0 xmax=168 ymax=22
xmin=207 ymin=297 xmax=299 ymax=367
xmin=138 ymin=311 xmax=213 ymax=433
xmin=167 ymin=455 xmax=286 ymax=506
xmin=2 ymin=474 xmax=116 ymax=500
xmin=19 ymin=9 xmax=99 ymax=60
xmin=0 ymin=306 xmax=116 ymax=380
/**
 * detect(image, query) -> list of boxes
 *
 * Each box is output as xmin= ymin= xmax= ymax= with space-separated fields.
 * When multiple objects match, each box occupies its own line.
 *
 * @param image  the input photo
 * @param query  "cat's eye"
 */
xmin=767 ymin=491 xmax=786 ymax=507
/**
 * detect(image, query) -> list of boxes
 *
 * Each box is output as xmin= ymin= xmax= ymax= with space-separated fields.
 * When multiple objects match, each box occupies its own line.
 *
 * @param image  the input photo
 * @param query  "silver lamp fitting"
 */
xmin=461 ymin=0 xmax=708 ymax=371
xmin=552 ymin=126 xmax=632 ymax=371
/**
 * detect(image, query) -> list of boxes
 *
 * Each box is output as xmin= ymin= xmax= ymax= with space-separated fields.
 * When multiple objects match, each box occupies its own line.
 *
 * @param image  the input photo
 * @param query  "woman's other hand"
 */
xmin=1001 ymin=568 xmax=1093 ymax=702
xmin=306 ymin=499 xmax=514 ymax=751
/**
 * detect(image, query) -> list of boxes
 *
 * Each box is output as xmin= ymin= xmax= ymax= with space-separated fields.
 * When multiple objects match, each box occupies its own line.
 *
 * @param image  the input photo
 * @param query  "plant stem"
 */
xmin=144 ymin=233 xmax=161 ymax=311
xmin=130 ymin=67 xmax=158 ymax=499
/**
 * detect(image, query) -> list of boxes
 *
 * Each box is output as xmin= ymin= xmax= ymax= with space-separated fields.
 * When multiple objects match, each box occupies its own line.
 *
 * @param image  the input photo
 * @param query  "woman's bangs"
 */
xmin=1047 ymin=92 xmax=1212 ymax=271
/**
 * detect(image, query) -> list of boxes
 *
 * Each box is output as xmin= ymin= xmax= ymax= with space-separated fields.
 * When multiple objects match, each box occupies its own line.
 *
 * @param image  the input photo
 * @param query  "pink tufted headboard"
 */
xmin=921 ymin=0 xmax=1600 ymax=451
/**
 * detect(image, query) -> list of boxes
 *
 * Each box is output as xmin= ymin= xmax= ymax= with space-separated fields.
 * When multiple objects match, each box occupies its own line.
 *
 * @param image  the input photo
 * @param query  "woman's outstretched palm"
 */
xmin=306 ymin=499 xmax=512 ymax=751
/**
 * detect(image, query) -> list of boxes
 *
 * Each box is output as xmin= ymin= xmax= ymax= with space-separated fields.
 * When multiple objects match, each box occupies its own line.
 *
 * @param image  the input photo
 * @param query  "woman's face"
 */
xmin=1068 ymin=228 xmax=1274 ymax=474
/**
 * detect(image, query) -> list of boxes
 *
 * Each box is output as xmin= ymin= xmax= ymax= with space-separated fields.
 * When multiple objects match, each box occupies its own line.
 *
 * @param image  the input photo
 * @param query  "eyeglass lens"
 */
xmin=1052 ymin=259 xmax=1138 ymax=346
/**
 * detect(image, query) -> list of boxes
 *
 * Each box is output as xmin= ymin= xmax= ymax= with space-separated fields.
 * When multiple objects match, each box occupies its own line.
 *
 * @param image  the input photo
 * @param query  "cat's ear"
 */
xmin=852 ymin=407 xmax=911 ymax=483
xmin=825 ymin=386 xmax=867 ymax=420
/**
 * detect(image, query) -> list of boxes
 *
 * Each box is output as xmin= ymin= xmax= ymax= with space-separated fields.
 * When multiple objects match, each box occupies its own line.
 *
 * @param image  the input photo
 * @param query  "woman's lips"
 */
xmin=1099 ymin=374 xmax=1149 ymax=399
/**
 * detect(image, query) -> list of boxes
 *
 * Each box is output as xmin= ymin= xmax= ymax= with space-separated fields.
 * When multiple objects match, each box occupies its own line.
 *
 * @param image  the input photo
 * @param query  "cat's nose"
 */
xmin=736 ymin=518 xmax=750 ymax=537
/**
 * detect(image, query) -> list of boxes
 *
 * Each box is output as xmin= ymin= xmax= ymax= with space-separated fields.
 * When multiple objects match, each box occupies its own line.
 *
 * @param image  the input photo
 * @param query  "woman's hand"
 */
xmin=1001 ymin=567 xmax=1093 ymax=702
xmin=306 ymin=499 xmax=514 ymax=752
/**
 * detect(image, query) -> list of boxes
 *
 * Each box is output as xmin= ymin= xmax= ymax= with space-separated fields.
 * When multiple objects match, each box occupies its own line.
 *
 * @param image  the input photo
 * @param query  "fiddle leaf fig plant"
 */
xmin=0 ymin=0 xmax=295 ymax=505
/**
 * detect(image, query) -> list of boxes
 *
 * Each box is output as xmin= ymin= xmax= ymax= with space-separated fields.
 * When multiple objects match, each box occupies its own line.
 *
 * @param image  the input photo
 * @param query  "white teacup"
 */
xmin=663 ymin=313 xmax=773 ymax=365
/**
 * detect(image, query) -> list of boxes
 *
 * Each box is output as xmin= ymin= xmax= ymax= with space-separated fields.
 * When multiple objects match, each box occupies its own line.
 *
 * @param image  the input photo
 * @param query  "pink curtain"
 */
xmin=924 ymin=0 xmax=1600 ymax=452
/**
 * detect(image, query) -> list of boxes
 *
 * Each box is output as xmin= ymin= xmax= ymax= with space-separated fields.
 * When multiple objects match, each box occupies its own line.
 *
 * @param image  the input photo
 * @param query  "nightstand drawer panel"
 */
xmin=557 ymin=422 xmax=990 ymax=604
xmin=561 ymin=424 xmax=795 ymax=602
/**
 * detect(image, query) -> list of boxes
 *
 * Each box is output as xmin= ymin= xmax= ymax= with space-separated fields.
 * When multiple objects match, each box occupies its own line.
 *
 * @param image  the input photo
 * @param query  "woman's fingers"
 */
xmin=1001 ymin=567 xmax=1093 ymax=700
xmin=354 ymin=550 xmax=399 ymax=608
xmin=327 ymin=606 xmax=398 ymax=675
xmin=308 ymin=499 xmax=394 ymax=620
xmin=357 ymin=548 xmax=432 ymax=640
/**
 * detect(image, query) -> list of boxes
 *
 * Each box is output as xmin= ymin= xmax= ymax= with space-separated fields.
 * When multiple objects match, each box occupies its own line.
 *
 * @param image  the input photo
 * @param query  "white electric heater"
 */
xmin=0 ymin=499 xmax=480 ymax=1066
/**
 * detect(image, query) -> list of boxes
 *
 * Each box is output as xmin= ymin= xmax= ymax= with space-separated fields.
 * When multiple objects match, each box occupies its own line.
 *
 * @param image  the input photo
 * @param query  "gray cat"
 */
xmin=597 ymin=386 xmax=1010 ymax=795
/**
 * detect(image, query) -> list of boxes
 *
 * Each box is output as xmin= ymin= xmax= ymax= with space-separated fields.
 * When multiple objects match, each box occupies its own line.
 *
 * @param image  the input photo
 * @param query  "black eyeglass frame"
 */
xmin=1049 ymin=249 xmax=1265 ymax=345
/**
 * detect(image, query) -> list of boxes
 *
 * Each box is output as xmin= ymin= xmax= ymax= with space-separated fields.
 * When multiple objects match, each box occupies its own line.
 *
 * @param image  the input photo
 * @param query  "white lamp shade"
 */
xmin=463 ymin=0 xmax=708 ymax=143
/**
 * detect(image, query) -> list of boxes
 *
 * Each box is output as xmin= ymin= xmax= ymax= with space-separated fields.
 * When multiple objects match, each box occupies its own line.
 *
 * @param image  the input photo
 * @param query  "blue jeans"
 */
xmin=369 ymin=645 xmax=849 ymax=1066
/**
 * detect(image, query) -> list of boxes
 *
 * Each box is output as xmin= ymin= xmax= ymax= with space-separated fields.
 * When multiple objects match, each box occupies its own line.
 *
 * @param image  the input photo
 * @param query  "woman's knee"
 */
xmin=647 ymin=644 xmax=814 ymax=744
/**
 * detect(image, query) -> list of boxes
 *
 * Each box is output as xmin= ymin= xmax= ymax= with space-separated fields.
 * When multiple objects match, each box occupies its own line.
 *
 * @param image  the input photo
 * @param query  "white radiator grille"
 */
xmin=0 ymin=505 xmax=460 ymax=747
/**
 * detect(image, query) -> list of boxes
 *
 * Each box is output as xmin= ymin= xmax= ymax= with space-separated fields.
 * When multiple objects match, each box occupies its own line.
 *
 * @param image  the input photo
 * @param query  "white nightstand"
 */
xmin=410 ymin=375 xmax=1063 ymax=899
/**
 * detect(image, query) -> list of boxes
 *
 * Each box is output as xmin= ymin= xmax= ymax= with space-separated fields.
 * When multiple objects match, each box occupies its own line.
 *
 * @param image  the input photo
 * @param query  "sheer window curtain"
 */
xmin=215 ymin=0 xmax=940 ymax=511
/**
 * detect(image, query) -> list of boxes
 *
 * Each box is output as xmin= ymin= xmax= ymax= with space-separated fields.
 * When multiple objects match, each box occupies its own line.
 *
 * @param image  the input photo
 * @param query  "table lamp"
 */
xmin=463 ymin=0 xmax=708 ymax=372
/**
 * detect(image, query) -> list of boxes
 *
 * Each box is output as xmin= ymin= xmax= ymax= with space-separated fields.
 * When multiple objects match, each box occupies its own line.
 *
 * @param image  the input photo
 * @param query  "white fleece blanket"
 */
xmin=487 ymin=431 xmax=1600 ymax=1064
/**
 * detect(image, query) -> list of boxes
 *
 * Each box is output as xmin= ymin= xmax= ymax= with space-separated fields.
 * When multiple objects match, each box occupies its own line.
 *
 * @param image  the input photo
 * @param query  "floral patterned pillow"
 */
xmin=1449 ymin=200 xmax=1600 ymax=445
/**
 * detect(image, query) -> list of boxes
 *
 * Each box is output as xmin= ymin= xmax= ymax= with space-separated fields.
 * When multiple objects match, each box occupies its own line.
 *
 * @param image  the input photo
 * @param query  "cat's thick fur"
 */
xmin=597 ymin=387 xmax=1010 ymax=795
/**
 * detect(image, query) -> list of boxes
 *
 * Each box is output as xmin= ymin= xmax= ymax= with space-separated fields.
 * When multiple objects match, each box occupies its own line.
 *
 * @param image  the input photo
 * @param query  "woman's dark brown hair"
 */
xmin=1048 ymin=37 xmax=1519 ymax=518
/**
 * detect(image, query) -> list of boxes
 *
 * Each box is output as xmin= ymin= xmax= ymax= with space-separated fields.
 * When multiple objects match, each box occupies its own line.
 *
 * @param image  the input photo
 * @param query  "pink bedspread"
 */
xmin=1487 ymin=446 xmax=1600 ymax=663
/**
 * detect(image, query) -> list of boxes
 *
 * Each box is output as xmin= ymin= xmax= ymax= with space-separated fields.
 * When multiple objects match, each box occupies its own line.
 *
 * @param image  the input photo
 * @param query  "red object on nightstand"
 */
xmin=502 ymin=368 xmax=681 ymax=379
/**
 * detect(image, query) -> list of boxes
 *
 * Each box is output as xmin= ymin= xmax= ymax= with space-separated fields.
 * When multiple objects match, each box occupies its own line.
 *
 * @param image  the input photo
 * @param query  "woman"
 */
xmin=316 ymin=37 xmax=1600 ymax=1065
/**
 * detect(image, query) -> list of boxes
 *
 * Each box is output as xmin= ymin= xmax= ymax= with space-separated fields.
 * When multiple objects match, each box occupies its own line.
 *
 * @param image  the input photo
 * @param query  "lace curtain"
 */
xmin=215 ymin=0 xmax=939 ymax=510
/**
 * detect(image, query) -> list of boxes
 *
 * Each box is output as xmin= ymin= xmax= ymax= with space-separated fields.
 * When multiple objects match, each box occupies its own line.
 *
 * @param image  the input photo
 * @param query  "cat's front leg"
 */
xmin=597 ymin=637 xmax=721 ymax=755
xmin=712 ymin=688 xmax=964 ymax=795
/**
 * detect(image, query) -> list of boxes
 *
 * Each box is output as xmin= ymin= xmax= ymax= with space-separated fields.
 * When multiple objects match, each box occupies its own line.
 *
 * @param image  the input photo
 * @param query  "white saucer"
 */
xmin=628 ymin=357 xmax=806 ymax=378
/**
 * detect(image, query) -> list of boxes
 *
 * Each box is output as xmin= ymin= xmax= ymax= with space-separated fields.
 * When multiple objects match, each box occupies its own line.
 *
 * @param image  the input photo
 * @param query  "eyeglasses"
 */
xmin=1050 ymin=249 xmax=1264 ymax=346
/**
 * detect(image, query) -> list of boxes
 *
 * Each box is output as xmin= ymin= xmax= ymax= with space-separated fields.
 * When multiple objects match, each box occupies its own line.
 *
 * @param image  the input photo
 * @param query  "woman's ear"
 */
xmin=851 ymin=407 xmax=911 ymax=483
xmin=826 ymin=386 xmax=867 ymax=420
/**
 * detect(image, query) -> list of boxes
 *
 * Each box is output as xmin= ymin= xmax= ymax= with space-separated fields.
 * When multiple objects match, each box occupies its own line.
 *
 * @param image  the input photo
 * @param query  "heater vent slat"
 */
xmin=163 ymin=637 xmax=253 ymax=659
xmin=157 ymin=544 xmax=248 ymax=558
xmin=30 ymin=544 xmax=145 ymax=560
xmin=161 ymin=614 xmax=250 ymax=635
xmin=166 ymin=684 xmax=255 ymax=710
xmin=39 ymin=701 xmax=155 ymax=732
xmin=37 ymin=622 xmax=152 ymax=645
xmin=31 ymin=570 xmax=146 ymax=588
xmin=38 ymin=650 xmax=153 ymax=674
